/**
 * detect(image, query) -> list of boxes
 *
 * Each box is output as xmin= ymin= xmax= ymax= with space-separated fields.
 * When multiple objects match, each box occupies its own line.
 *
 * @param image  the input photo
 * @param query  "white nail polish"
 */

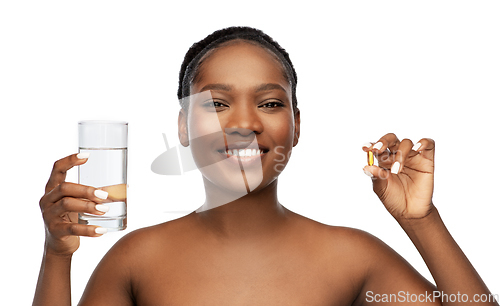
xmin=362 ymin=142 xmax=373 ymax=148
xmin=391 ymin=161 xmax=401 ymax=174
xmin=412 ymin=143 xmax=422 ymax=152
xmin=77 ymin=152 xmax=90 ymax=159
xmin=94 ymin=189 xmax=108 ymax=200
xmin=373 ymin=142 xmax=383 ymax=150
xmin=95 ymin=204 xmax=109 ymax=213
xmin=363 ymin=169 xmax=374 ymax=178
xmin=95 ymin=227 xmax=108 ymax=235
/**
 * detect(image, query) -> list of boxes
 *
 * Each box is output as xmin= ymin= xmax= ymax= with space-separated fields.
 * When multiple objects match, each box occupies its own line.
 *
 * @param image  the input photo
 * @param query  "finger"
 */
xmin=372 ymin=133 xmax=400 ymax=153
xmin=413 ymin=138 xmax=435 ymax=159
xmin=363 ymin=165 xmax=392 ymax=199
xmin=363 ymin=165 xmax=392 ymax=181
xmin=41 ymin=182 xmax=108 ymax=207
xmin=391 ymin=138 xmax=414 ymax=174
xmin=370 ymin=133 xmax=400 ymax=168
xmin=50 ymin=197 xmax=110 ymax=217
xmin=375 ymin=149 xmax=394 ymax=170
xmin=45 ymin=153 xmax=90 ymax=193
xmin=50 ymin=222 xmax=108 ymax=238
xmin=362 ymin=142 xmax=374 ymax=152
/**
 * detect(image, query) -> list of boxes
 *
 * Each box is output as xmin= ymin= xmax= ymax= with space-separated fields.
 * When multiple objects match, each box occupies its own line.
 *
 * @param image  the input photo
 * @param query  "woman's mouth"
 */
xmin=218 ymin=148 xmax=267 ymax=157
xmin=216 ymin=148 xmax=268 ymax=166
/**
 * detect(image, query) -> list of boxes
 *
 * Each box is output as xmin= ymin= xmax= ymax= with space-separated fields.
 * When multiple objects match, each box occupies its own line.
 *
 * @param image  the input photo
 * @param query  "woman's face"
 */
xmin=179 ymin=41 xmax=300 ymax=196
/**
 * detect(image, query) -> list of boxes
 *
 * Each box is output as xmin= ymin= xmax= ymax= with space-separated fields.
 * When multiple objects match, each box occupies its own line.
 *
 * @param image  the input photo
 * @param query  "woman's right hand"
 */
xmin=39 ymin=153 xmax=110 ymax=257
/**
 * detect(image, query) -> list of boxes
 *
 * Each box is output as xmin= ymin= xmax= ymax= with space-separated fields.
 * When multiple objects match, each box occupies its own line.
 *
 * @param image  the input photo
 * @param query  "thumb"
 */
xmin=363 ymin=165 xmax=391 ymax=197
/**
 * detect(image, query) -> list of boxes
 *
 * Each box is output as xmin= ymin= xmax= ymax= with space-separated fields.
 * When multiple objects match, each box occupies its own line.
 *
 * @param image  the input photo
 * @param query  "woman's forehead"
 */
xmin=192 ymin=41 xmax=292 ymax=93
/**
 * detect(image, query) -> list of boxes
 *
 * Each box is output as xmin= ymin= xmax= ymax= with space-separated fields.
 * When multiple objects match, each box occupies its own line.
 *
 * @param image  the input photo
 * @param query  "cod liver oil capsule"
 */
xmin=367 ymin=151 xmax=374 ymax=166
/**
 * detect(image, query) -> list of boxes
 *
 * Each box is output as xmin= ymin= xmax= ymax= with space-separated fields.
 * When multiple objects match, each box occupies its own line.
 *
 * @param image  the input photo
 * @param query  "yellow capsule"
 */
xmin=367 ymin=151 xmax=374 ymax=166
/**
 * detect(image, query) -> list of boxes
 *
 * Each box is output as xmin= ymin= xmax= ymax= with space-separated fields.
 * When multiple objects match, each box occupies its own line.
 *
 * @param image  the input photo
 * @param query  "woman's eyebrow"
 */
xmin=199 ymin=83 xmax=287 ymax=93
xmin=200 ymin=83 xmax=233 ymax=92
xmin=254 ymin=83 xmax=287 ymax=93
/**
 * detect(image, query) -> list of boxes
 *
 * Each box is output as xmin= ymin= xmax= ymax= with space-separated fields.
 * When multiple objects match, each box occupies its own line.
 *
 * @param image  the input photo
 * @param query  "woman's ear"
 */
xmin=178 ymin=109 xmax=190 ymax=147
xmin=293 ymin=108 xmax=300 ymax=147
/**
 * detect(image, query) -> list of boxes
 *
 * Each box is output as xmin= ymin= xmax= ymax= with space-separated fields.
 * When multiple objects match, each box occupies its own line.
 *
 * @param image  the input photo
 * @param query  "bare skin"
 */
xmin=34 ymin=41 xmax=498 ymax=305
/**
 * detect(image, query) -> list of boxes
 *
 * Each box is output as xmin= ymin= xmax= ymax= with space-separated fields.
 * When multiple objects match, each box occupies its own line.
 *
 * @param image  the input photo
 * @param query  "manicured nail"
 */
xmin=95 ymin=227 xmax=108 ymax=235
xmin=94 ymin=189 xmax=108 ymax=200
xmin=391 ymin=161 xmax=401 ymax=174
xmin=95 ymin=204 xmax=109 ymax=213
xmin=412 ymin=142 xmax=422 ymax=152
xmin=362 ymin=142 xmax=373 ymax=148
xmin=363 ymin=169 xmax=374 ymax=178
xmin=373 ymin=142 xmax=383 ymax=150
xmin=77 ymin=152 xmax=90 ymax=159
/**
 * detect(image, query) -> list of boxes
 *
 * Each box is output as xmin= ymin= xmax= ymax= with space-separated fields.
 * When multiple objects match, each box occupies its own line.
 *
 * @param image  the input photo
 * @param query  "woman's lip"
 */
xmin=218 ymin=148 xmax=269 ymax=155
xmin=217 ymin=150 xmax=266 ymax=166
xmin=216 ymin=142 xmax=269 ymax=152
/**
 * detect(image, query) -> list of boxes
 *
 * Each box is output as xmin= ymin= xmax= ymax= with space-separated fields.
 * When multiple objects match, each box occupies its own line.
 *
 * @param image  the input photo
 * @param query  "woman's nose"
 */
xmin=224 ymin=105 xmax=264 ymax=135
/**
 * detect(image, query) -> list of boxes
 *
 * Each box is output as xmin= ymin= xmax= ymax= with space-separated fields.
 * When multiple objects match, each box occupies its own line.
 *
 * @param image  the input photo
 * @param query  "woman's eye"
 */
xmin=204 ymin=100 xmax=226 ymax=108
xmin=260 ymin=101 xmax=284 ymax=108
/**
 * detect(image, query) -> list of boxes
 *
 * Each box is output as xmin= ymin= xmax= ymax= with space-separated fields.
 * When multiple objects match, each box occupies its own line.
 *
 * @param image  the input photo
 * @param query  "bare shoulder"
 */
xmin=79 ymin=214 xmax=197 ymax=305
xmin=287 ymin=211 xmax=410 ymax=275
xmin=109 ymin=212 xmax=197 ymax=260
xmin=279 ymin=211 xmax=408 ymax=299
xmin=289 ymin=211 xmax=389 ymax=253
xmin=288 ymin=211 xmax=436 ymax=301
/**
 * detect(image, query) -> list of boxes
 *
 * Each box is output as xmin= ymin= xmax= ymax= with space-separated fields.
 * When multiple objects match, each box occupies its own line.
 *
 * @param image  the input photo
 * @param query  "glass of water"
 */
xmin=78 ymin=120 xmax=128 ymax=231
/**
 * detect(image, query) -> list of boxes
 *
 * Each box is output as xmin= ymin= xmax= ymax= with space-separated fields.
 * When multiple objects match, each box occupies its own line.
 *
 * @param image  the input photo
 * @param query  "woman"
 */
xmin=34 ymin=27 xmax=497 ymax=305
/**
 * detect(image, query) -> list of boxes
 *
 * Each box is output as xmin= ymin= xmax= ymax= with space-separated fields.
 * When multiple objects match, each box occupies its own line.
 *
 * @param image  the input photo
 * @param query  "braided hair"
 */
xmin=177 ymin=26 xmax=298 ymax=111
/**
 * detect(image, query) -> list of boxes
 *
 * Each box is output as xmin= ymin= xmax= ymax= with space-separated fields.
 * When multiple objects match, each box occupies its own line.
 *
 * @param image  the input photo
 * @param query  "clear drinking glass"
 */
xmin=78 ymin=120 xmax=128 ymax=231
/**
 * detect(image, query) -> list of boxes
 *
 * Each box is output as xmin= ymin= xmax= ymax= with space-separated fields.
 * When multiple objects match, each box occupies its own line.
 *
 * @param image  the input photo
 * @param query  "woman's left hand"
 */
xmin=363 ymin=133 xmax=435 ymax=220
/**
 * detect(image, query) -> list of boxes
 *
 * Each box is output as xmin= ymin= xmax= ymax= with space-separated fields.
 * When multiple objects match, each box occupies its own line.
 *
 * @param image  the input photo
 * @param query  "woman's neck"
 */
xmin=195 ymin=179 xmax=289 ymax=240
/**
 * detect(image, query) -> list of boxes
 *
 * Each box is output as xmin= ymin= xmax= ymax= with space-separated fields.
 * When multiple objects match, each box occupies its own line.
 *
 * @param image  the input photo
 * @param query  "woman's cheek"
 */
xmin=188 ymin=110 xmax=223 ymax=140
xmin=271 ymin=116 xmax=295 ymax=147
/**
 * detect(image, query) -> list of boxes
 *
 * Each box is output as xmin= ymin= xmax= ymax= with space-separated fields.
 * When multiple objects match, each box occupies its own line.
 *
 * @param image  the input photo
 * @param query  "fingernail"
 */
xmin=363 ymin=169 xmax=374 ymax=178
xmin=373 ymin=142 xmax=383 ymax=150
xmin=95 ymin=204 xmax=109 ymax=213
xmin=95 ymin=227 xmax=108 ymax=235
xmin=362 ymin=142 xmax=373 ymax=148
xmin=94 ymin=189 xmax=108 ymax=200
xmin=77 ymin=152 xmax=90 ymax=159
xmin=391 ymin=161 xmax=401 ymax=174
xmin=412 ymin=143 xmax=422 ymax=151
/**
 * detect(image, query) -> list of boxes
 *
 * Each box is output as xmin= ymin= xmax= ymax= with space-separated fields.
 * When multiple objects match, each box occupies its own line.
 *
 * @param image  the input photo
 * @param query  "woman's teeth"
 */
xmin=223 ymin=149 xmax=264 ymax=157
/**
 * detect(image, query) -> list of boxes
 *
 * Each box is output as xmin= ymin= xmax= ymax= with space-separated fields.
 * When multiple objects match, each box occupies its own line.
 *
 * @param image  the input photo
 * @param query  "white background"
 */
xmin=1 ymin=1 xmax=499 ymax=304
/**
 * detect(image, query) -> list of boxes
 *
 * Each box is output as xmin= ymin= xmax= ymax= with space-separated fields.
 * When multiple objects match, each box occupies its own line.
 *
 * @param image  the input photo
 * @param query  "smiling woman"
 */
xmin=179 ymin=36 xmax=299 ymax=211
xmin=33 ymin=26 xmax=498 ymax=306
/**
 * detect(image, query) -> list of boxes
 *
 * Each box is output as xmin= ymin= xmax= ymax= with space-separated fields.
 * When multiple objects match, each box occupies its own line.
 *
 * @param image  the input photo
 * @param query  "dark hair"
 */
xmin=177 ymin=26 xmax=298 ymax=111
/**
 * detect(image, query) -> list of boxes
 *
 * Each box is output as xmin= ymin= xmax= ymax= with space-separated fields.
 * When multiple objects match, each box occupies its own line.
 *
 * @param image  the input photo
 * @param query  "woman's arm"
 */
xmin=33 ymin=154 xmax=111 ymax=306
xmin=34 ymin=238 xmax=135 ymax=306
xmin=33 ymin=251 xmax=73 ymax=306
xmin=77 ymin=232 xmax=136 ymax=306
xmin=362 ymin=134 xmax=498 ymax=306
xmin=398 ymin=205 xmax=496 ymax=305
